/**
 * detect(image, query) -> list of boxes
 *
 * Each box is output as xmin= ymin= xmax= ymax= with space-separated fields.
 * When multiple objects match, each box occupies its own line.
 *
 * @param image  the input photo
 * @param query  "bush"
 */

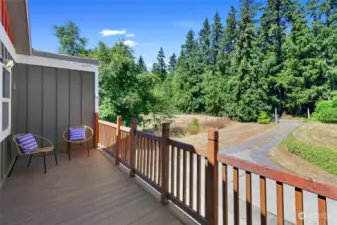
xmin=186 ymin=118 xmax=200 ymax=135
xmin=313 ymin=97 xmax=337 ymax=123
xmin=257 ymin=112 xmax=270 ymax=124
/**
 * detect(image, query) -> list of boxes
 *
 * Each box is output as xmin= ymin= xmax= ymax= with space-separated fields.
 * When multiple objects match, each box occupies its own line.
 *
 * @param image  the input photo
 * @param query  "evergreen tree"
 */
xmin=136 ymin=56 xmax=147 ymax=74
xmin=168 ymin=53 xmax=177 ymax=73
xmin=224 ymin=6 xmax=238 ymax=54
xmin=156 ymin=47 xmax=167 ymax=79
xmin=198 ymin=18 xmax=212 ymax=65
xmin=210 ymin=12 xmax=223 ymax=65
xmin=225 ymin=0 xmax=271 ymax=121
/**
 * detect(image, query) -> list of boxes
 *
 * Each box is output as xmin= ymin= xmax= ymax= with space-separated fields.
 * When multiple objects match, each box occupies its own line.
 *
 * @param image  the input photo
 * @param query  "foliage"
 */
xmin=313 ymin=97 xmax=337 ymax=122
xmin=257 ymin=112 xmax=270 ymax=124
xmin=53 ymin=21 xmax=88 ymax=56
xmin=284 ymin=135 xmax=337 ymax=175
xmin=186 ymin=118 xmax=201 ymax=135
xmin=54 ymin=0 xmax=337 ymax=124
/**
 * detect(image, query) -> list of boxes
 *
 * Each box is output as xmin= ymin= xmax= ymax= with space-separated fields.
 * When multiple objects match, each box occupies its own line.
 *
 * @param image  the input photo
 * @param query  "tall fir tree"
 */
xmin=198 ymin=18 xmax=212 ymax=65
xmin=156 ymin=47 xmax=167 ymax=79
xmin=225 ymin=0 xmax=271 ymax=121
xmin=136 ymin=56 xmax=147 ymax=74
xmin=168 ymin=53 xmax=177 ymax=73
xmin=210 ymin=12 xmax=223 ymax=65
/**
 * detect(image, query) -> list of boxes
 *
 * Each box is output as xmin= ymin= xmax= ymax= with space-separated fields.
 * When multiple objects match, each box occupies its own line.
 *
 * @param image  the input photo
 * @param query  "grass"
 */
xmin=280 ymin=132 xmax=337 ymax=176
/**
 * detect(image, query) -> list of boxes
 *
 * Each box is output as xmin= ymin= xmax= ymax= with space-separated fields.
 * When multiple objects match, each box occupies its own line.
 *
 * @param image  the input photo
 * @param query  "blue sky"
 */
xmin=29 ymin=0 xmax=240 ymax=66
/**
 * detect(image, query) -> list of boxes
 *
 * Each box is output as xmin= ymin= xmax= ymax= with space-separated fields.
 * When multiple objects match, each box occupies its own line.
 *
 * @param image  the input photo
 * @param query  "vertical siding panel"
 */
xmin=11 ymin=65 xmax=17 ymax=154
xmin=27 ymin=66 xmax=43 ymax=145
xmin=15 ymin=64 xmax=27 ymax=133
xmin=69 ymin=70 xmax=81 ymax=126
xmin=57 ymin=69 xmax=70 ymax=152
xmin=81 ymin=72 xmax=95 ymax=148
xmin=70 ymin=70 xmax=81 ymax=150
xmin=42 ymin=67 xmax=57 ymax=149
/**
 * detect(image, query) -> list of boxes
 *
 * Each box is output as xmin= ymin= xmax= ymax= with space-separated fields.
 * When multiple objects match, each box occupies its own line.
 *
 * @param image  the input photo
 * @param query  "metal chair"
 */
xmin=63 ymin=125 xmax=94 ymax=160
xmin=10 ymin=134 xmax=58 ymax=175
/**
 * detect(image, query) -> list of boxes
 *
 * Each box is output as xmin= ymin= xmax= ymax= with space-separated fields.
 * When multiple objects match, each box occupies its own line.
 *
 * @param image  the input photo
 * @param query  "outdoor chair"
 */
xmin=10 ymin=133 xmax=58 ymax=175
xmin=63 ymin=125 xmax=94 ymax=160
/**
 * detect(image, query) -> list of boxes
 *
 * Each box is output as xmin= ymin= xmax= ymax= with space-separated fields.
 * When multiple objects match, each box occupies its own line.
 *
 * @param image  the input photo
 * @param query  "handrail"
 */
xmin=98 ymin=117 xmax=337 ymax=225
xmin=217 ymin=154 xmax=337 ymax=201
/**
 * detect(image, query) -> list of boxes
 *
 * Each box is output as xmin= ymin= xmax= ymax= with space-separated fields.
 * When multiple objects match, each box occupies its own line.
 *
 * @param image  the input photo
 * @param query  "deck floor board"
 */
xmin=0 ymin=149 xmax=182 ymax=225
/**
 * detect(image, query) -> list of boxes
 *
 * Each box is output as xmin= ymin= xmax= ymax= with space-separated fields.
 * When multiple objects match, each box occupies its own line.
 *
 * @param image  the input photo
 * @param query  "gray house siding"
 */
xmin=13 ymin=63 xmax=95 ymax=152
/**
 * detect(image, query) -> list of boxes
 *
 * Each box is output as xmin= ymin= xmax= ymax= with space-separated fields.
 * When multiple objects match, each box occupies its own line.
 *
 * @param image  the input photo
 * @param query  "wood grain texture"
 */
xmin=0 ymin=150 xmax=182 ymax=225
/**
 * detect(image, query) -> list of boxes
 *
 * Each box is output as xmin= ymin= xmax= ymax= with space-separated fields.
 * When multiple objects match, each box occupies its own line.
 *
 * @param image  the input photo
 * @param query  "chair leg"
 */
xmin=54 ymin=149 xmax=58 ymax=165
xmin=8 ymin=155 xmax=19 ymax=177
xmin=68 ymin=143 xmax=72 ymax=160
xmin=87 ymin=141 xmax=90 ymax=157
xmin=43 ymin=153 xmax=47 ymax=174
xmin=27 ymin=155 xmax=33 ymax=167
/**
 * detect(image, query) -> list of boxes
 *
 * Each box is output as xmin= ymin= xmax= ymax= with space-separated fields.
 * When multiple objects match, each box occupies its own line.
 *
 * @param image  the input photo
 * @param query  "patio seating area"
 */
xmin=0 ymin=149 xmax=182 ymax=225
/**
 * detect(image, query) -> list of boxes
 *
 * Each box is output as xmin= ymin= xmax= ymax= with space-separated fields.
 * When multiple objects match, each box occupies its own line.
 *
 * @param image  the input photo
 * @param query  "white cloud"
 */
xmin=123 ymin=40 xmax=137 ymax=47
xmin=125 ymin=33 xmax=135 ymax=37
xmin=100 ymin=29 xmax=126 ymax=36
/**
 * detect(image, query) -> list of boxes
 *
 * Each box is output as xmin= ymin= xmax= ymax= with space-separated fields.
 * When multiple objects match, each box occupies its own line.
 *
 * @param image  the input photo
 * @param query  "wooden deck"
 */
xmin=0 ymin=149 xmax=183 ymax=225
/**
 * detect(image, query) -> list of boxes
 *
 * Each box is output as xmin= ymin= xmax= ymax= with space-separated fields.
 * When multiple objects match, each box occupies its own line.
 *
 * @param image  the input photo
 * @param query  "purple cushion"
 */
xmin=16 ymin=133 xmax=38 ymax=154
xmin=69 ymin=128 xmax=86 ymax=141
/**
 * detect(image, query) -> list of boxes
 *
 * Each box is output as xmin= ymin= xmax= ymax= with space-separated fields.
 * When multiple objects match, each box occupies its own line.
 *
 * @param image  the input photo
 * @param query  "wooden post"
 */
xmin=206 ymin=129 xmax=219 ymax=225
xmin=95 ymin=112 xmax=99 ymax=148
xmin=129 ymin=118 xmax=137 ymax=177
xmin=115 ymin=116 xmax=122 ymax=165
xmin=160 ymin=122 xmax=170 ymax=204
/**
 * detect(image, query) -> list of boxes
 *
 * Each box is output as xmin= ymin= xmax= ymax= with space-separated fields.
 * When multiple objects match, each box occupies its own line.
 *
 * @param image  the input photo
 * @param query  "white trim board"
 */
xmin=0 ymin=24 xmax=16 ymax=61
xmin=16 ymin=54 xmax=98 ymax=72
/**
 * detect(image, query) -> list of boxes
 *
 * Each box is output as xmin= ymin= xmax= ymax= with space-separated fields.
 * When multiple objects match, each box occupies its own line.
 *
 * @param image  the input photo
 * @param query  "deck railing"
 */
xmin=0 ymin=0 xmax=14 ymax=45
xmin=98 ymin=117 xmax=337 ymax=225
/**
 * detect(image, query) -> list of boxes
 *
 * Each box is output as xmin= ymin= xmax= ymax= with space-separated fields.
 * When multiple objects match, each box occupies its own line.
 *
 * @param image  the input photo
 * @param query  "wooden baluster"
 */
xmin=189 ymin=152 xmax=194 ymax=209
xmin=206 ymin=130 xmax=219 ymax=225
xmin=177 ymin=148 xmax=181 ymax=201
xmin=158 ymin=141 xmax=162 ymax=186
xmin=171 ymin=146 xmax=175 ymax=195
xmin=246 ymin=171 xmax=252 ymax=225
xmin=115 ymin=116 xmax=122 ymax=165
xmin=295 ymin=187 xmax=304 ymax=225
xmin=160 ymin=123 xmax=170 ymax=204
xmin=183 ymin=150 xmax=187 ymax=204
xmin=141 ymin=136 xmax=145 ymax=174
xmin=197 ymin=155 xmax=201 ymax=214
xmin=147 ymin=137 xmax=151 ymax=177
xmin=233 ymin=167 xmax=239 ymax=225
xmin=276 ymin=181 xmax=284 ymax=225
xmin=260 ymin=176 xmax=267 ymax=225
xmin=222 ymin=164 xmax=228 ymax=225
xmin=318 ymin=195 xmax=327 ymax=225
xmin=150 ymin=139 xmax=154 ymax=181
xmin=154 ymin=140 xmax=158 ymax=184
xmin=129 ymin=118 xmax=137 ymax=177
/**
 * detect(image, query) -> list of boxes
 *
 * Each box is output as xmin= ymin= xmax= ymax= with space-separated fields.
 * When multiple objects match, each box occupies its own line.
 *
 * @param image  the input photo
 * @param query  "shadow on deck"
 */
xmin=0 ymin=149 xmax=183 ymax=225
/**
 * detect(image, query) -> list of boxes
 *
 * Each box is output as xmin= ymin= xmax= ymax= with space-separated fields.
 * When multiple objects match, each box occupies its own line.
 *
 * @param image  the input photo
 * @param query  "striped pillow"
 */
xmin=16 ymin=133 xmax=38 ymax=154
xmin=69 ymin=128 xmax=86 ymax=141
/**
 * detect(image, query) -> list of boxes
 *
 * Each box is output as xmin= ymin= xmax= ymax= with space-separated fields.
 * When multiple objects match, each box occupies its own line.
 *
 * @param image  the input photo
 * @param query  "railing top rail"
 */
xmin=168 ymin=139 xmax=207 ymax=157
xmin=217 ymin=154 xmax=337 ymax=200
xmin=120 ymin=126 xmax=131 ymax=132
xmin=136 ymin=130 xmax=161 ymax=142
xmin=98 ymin=120 xmax=117 ymax=128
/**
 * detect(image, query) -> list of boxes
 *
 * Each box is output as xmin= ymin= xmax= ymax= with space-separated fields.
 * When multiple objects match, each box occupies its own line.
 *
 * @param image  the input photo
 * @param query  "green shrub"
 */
xmin=314 ymin=98 xmax=337 ymax=123
xmin=186 ymin=118 xmax=200 ymax=135
xmin=257 ymin=112 xmax=270 ymax=124
xmin=287 ymin=138 xmax=337 ymax=175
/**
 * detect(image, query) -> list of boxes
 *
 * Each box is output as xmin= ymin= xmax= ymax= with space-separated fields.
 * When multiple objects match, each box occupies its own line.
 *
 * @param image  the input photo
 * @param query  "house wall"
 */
xmin=13 ymin=64 xmax=95 ymax=152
